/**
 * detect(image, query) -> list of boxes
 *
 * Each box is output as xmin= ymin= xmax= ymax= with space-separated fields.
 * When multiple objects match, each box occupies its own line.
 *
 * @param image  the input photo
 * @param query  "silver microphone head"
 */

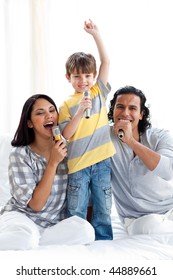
xmin=83 ymin=91 xmax=91 ymax=119
xmin=118 ymin=129 xmax=124 ymax=139
xmin=52 ymin=126 xmax=61 ymax=141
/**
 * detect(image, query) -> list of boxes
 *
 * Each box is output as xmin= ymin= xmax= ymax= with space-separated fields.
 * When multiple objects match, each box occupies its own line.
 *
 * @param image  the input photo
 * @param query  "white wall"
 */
xmin=0 ymin=0 xmax=173 ymax=135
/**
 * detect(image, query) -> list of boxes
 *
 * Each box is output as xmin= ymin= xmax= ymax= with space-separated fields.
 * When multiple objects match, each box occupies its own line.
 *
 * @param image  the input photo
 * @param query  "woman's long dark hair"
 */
xmin=11 ymin=94 xmax=58 ymax=147
xmin=108 ymin=86 xmax=151 ymax=134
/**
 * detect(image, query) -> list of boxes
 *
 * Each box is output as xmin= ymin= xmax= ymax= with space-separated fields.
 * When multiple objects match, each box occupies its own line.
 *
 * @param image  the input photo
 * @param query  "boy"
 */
xmin=59 ymin=19 xmax=115 ymax=240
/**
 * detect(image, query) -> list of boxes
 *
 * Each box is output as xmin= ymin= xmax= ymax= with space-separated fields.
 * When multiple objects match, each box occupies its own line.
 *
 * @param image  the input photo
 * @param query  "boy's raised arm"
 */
xmin=84 ymin=19 xmax=110 ymax=86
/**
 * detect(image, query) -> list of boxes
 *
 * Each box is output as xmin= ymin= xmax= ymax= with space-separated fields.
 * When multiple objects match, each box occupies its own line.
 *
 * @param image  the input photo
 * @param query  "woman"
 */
xmin=0 ymin=94 xmax=95 ymax=250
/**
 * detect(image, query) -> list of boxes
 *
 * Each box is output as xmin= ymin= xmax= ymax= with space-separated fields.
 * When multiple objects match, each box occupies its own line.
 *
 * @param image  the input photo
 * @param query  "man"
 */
xmin=108 ymin=86 xmax=173 ymax=235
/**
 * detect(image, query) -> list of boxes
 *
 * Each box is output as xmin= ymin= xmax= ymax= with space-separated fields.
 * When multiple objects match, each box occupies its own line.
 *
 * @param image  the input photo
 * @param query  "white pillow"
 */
xmin=0 ymin=134 xmax=12 ymax=206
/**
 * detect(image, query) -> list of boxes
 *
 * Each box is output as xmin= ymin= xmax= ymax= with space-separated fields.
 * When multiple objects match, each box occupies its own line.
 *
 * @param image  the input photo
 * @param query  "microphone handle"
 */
xmin=84 ymin=108 xmax=90 ymax=119
xmin=52 ymin=126 xmax=61 ymax=142
xmin=83 ymin=91 xmax=91 ymax=119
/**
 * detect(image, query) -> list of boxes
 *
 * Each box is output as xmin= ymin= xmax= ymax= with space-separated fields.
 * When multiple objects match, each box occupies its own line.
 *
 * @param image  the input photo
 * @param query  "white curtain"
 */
xmin=0 ymin=0 xmax=173 ymax=135
xmin=0 ymin=0 xmax=30 ymax=134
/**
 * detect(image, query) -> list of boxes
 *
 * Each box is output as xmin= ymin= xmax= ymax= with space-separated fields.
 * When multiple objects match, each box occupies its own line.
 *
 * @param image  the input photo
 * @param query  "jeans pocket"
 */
xmin=104 ymin=186 xmax=112 ymax=212
xmin=67 ymin=184 xmax=80 ymax=210
xmin=102 ymin=158 xmax=111 ymax=169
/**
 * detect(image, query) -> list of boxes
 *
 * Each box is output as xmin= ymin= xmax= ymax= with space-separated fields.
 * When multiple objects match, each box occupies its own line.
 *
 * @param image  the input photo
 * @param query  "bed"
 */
xmin=0 ymin=133 xmax=173 ymax=279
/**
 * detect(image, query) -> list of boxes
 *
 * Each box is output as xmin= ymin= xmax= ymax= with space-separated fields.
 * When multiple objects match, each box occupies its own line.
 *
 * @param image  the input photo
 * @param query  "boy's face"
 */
xmin=66 ymin=69 xmax=95 ymax=94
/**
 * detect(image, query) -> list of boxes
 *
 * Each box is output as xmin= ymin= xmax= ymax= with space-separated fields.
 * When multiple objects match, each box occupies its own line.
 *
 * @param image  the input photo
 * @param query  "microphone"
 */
xmin=52 ymin=126 xmax=61 ymax=142
xmin=83 ymin=91 xmax=91 ymax=119
xmin=118 ymin=129 xmax=124 ymax=139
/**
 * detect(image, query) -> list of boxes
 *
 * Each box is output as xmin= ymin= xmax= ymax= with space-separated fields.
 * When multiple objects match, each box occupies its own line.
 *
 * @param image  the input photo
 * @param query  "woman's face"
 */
xmin=27 ymin=98 xmax=58 ymax=139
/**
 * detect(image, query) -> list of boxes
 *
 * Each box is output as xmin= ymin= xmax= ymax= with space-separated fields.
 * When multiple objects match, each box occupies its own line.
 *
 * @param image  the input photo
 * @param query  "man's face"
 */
xmin=113 ymin=93 xmax=143 ymax=132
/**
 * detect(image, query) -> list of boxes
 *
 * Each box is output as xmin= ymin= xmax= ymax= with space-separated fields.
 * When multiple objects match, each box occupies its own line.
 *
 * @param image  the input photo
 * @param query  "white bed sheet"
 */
xmin=33 ymin=209 xmax=173 ymax=260
xmin=1 ymin=204 xmax=173 ymax=260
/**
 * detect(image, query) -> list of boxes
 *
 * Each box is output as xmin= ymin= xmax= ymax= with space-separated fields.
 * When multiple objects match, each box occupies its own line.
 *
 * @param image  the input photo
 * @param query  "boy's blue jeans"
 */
xmin=67 ymin=158 xmax=113 ymax=240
